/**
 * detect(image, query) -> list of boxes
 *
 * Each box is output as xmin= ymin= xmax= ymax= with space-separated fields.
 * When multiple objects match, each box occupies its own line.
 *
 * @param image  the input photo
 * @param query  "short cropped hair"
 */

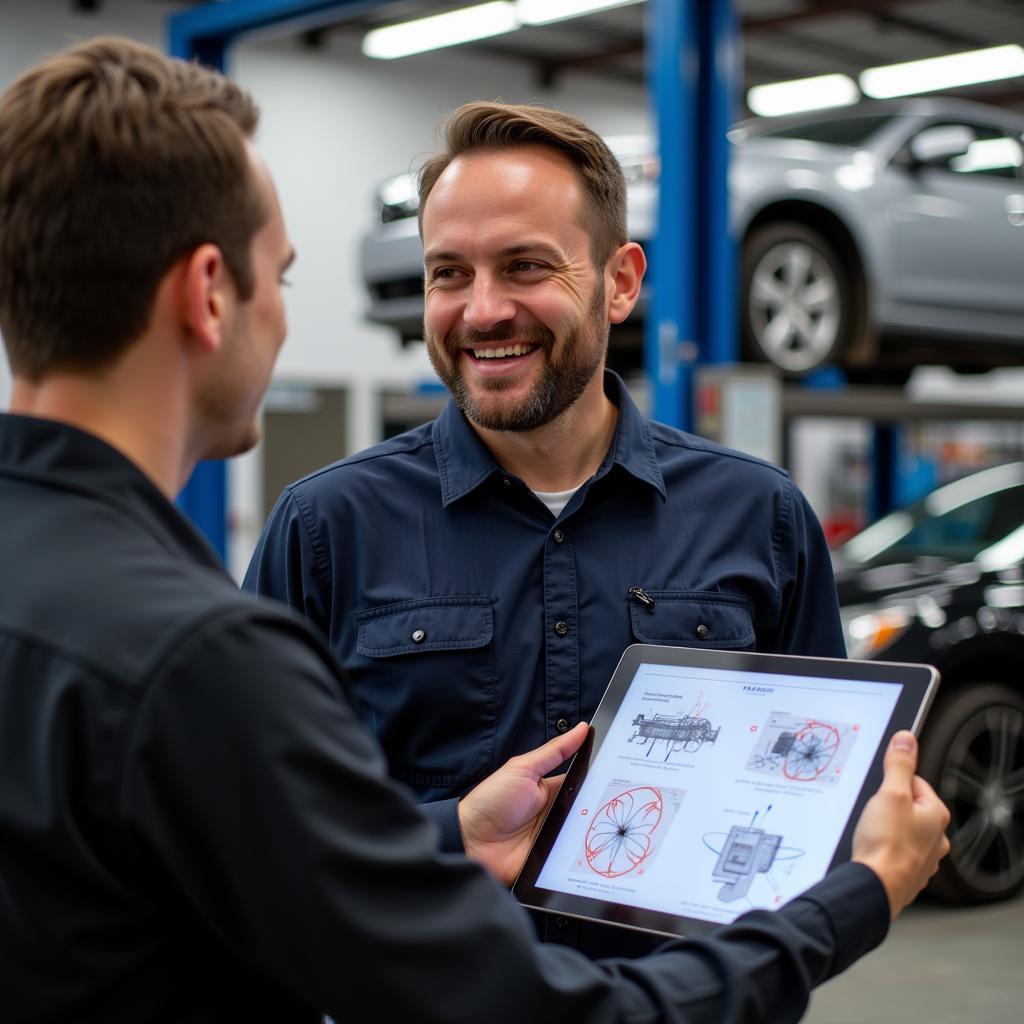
xmin=0 ymin=36 xmax=266 ymax=379
xmin=418 ymin=101 xmax=628 ymax=266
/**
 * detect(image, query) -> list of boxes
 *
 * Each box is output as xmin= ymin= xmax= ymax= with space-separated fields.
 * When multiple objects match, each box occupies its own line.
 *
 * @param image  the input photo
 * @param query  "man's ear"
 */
xmin=182 ymin=243 xmax=232 ymax=353
xmin=605 ymin=242 xmax=647 ymax=325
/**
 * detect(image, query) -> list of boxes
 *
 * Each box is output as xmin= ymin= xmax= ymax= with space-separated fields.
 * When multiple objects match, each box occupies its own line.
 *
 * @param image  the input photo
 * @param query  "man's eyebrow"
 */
xmin=423 ymin=243 xmax=565 ymax=264
xmin=496 ymin=243 xmax=565 ymax=261
xmin=422 ymin=249 xmax=460 ymax=264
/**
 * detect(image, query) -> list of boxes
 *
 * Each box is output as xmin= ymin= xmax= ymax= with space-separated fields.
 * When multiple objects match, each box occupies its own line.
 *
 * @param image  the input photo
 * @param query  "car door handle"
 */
xmin=1007 ymin=194 xmax=1024 ymax=227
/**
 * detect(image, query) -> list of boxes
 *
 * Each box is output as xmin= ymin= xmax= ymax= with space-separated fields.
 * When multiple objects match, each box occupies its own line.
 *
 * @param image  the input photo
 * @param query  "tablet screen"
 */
xmin=515 ymin=646 xmax=938 ymax=936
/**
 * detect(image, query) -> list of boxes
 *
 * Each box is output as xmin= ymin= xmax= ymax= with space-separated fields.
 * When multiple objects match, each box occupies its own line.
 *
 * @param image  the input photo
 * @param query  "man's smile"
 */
xmin=467 ymin=343 xmax=540 ymax=360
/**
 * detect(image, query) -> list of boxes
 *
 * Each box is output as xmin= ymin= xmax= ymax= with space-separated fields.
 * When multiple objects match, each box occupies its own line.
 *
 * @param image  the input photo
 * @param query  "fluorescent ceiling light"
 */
xmin=363 ymin=1 xmax=518 ymax=60
xmin=518 ymin=0 xmax=644 ymax=27
xmin=747 ymin=74 xmax=859 ymax=118
xmin=860 ymin=44 xmax=1024 ymax=99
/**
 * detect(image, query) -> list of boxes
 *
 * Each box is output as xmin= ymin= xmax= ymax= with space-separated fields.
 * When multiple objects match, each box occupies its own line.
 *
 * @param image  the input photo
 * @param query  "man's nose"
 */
xmin=462 ymin=274 xmax=516 ymax=332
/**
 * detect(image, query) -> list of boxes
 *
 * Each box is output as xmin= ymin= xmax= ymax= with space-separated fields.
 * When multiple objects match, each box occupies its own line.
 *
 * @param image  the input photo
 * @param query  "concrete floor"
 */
xmin=804 ymin=891 xmax=1024 ymax=1023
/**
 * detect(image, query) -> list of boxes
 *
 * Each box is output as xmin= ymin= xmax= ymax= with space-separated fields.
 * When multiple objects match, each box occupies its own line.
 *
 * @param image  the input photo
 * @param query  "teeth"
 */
xmin=473 ymin=344 xmax=532 ymax=359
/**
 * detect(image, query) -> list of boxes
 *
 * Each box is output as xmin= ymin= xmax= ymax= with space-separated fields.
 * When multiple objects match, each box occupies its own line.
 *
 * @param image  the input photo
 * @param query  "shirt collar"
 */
xmin=432 ymin=369 xmax=666 ymax=507
xmin=0 ymin=413 xmax=225 ymax=570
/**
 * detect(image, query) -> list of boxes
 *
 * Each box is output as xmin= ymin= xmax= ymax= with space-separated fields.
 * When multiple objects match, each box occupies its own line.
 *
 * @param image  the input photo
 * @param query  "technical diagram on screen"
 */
xmin=628 ymin=692 xmax=720 ymax=762
xmin=747 ymin=713 xmax=857 ymax=785
xmin=711 ymin=826 xmax=782 ymax=901
xmin=514 ymin=644 xmax=939 ymax=940
xmin=573 ymin=781 xmax=685 ymax=879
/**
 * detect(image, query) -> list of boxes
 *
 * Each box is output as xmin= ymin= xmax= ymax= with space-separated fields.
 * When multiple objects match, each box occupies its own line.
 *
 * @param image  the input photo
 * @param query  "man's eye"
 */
xmin=510 ymin=260 xmax=542 ymax=272
xmin=431 ymin=267 xmax=461 ymax=280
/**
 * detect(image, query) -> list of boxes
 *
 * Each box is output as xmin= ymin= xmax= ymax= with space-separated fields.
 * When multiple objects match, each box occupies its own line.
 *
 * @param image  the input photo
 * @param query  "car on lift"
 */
xmin=360 ymin=97 xmax=1024 ymax=380
xmin=835 ymin=461 xmax=1024 ymax=904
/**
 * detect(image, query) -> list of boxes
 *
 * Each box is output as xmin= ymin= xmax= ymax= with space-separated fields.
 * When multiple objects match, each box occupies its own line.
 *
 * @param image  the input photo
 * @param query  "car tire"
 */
xmin=918 ymin=682 xmax=1024 ymax=904
xmin=741 ymin=222 xmax=853 ymax=374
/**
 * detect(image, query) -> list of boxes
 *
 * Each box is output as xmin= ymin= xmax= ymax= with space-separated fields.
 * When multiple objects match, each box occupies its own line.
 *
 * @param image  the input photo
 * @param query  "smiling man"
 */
xmin=246 ymin=102 xmax=851 ymax=956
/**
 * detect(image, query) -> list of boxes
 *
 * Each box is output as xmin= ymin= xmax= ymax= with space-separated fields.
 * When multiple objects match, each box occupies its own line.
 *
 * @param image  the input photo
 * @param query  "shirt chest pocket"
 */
xmin=628 ymin=591 xmax=755 ymax=650
xmin=354 ymin=597 xmax=496 ymax=798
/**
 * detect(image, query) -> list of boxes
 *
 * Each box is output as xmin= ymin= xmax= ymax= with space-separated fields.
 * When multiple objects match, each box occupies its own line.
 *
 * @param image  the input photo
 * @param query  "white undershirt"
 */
xmin=532 ymin=485 xmax=581 ymax=517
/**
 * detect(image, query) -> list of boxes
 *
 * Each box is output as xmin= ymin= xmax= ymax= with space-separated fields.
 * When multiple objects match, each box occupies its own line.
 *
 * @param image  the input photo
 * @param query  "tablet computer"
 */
xmin=512 ymin=644 xmax=939 ymax=939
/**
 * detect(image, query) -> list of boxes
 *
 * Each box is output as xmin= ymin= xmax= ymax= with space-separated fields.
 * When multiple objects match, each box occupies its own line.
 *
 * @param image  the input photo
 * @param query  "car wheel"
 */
xmin=918 ymin=683 xmax=1024 ymax=904
xmin=741 ymin=222 xmax=853 ymax=374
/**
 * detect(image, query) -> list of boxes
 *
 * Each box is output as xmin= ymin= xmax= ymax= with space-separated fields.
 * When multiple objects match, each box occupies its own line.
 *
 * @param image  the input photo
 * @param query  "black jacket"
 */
xmin=0 ymin=414 xmax=889 ymax=1023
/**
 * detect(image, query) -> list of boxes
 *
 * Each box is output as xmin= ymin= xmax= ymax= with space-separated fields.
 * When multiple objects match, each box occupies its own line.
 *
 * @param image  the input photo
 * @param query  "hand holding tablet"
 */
xmin=513 ymin=644 xmax=941 ymax=938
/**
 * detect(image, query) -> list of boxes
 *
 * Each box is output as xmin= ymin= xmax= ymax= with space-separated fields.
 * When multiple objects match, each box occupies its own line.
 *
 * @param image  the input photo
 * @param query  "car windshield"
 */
xmin=839 ymin=465 xmax=1024 ymax=565
xmin=748 ymin=113 xmax=894 ymax=147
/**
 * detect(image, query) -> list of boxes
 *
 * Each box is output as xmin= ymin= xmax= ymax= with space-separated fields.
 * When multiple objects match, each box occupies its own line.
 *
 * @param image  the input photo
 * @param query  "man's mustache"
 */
xmin=444 ymin=322 xmax=555 ymax=352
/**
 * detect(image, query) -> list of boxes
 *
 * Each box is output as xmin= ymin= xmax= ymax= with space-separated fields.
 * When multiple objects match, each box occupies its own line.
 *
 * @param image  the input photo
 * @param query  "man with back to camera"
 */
xmin=245 ymin=101 xmax=855 ymax=955
xmin=0 ymin=37 xmax=949 ymax=1022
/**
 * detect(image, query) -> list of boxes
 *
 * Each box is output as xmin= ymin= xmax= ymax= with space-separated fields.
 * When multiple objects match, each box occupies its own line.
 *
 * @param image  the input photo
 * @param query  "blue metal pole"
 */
xmin=697 ymin=0 xmax=738 ymax=365
xmin=645 ymin=0 xmax=697 ymax=429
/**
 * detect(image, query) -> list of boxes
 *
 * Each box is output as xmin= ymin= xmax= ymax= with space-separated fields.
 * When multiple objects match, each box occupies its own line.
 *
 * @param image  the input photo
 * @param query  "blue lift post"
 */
xmin=645 ymin=0 xmax=738 ymax=431
xmin=168 ymin=0 xmax=395 ymax=561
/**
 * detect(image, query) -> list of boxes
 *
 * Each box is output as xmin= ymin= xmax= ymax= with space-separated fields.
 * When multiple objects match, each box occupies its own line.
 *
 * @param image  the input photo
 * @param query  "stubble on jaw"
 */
xmin=427 ymin=280 xmax=608 ymax=433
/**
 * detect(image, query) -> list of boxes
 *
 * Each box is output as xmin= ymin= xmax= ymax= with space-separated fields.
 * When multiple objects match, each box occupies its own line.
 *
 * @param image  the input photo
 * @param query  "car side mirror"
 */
xmin=906 ymin=125 xmax=975 ymax=169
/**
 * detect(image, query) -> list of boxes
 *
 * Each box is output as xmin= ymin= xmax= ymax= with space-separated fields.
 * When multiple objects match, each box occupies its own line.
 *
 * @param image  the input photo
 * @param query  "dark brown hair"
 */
xmin=0 ymin=36 xmax=266 ymax=379
xmin=418 ymin=101 xmax=627 ymax=266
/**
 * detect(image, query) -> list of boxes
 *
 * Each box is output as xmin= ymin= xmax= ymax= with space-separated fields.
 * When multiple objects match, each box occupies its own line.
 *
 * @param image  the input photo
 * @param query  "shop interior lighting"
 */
xmin=362 ymin=2 xmax=518 ymax=60
xmin=517 ymin=0 xmax=645 ymax=27
xmin=363 ymin=0 xmax=647 ymax=59
xmin=860 ymin=45 xmax=1024 ymax=99
xmin=746 ymin=74 xmax=859 ymax=118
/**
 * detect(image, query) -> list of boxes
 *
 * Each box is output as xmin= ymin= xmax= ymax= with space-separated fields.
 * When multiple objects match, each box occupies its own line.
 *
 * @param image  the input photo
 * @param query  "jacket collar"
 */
xmin=0 ymin=413 xmax=225 ymax=570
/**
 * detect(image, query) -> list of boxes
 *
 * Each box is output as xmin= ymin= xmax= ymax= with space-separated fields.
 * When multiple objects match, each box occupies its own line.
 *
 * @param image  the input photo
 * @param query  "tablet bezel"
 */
xmin=512 ymin=644 xmax=940 ymax=939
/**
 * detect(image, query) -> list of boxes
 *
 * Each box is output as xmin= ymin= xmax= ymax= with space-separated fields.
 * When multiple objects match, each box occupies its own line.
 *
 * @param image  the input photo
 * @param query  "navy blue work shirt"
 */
xmin=245 ymin=372 xmax=845 ymax=843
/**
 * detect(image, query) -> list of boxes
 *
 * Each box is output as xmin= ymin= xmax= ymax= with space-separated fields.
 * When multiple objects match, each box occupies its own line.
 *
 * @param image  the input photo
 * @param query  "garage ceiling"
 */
xmin=125 ymin=1 xmax=1024 ymax=114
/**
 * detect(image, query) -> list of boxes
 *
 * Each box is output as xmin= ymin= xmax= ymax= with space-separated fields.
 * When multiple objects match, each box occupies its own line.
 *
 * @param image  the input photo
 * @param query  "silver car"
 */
xmin=360 ymin=98 xmax=1024 ymax=380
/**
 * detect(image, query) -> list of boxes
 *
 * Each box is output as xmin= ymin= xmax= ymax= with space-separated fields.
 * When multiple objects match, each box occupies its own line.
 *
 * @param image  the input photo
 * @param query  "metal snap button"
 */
xmin=554 ymin=620 xmax=568 ymax=636
xmin=555 ymin=916 xmax=569 ymax=930
xmin=502 ymin=477 xmax=511 ymax=487
xmin=411 ymin=628 xmax=426 ymax=643
xmin=553 ymin=529 xmax=565 ymax=543
xmin=696 ymin=623 xmax=709 ymax=639
xmin=556 ymin=718 xmax=570 ymax=733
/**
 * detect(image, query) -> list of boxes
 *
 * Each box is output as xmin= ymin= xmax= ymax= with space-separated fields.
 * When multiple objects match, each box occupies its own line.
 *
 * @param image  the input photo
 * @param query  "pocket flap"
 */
xmin=356 ymin=597 xmax=494 ymax=658
xmin=629 ymin=591 xmax=754 ymax=648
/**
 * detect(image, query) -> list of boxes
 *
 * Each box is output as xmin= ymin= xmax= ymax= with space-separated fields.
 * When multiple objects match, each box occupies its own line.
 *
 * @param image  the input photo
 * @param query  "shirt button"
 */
xmin=554 ymin=620 xmax=569 ymax=636
xmin=555 ymin=916 xmax=569 ymax=929
xmin=696 ymin=623 xmax=709 ymax=639
xmin=411 ymin=628 xmax=426 ymax=644
xmin=502 ymin=477 xmax=511 ymax=487
xmin=556 ymin=718 xmax=570 ymax=733
xmin=553 ymin=529 xmax=565 ymax=543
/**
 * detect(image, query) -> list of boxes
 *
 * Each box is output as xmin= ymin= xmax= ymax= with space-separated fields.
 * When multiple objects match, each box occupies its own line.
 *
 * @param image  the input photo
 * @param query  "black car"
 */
xmin=835 ymin=462 xmax=1024 ymax=904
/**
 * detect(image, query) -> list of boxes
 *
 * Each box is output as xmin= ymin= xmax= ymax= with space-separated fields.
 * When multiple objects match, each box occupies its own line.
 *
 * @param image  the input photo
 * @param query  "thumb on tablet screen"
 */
xmin=851 ymin=731 xmax=951 ymax=918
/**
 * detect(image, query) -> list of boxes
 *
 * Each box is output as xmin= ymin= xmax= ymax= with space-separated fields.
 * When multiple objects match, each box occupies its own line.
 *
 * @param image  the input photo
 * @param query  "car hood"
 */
xmin=833 ymin=554 xmax=983 ymax=609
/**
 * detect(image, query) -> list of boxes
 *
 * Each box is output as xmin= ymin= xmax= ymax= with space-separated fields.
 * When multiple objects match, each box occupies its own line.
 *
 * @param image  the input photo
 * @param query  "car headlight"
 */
xmin=842 ymin=605 xmax=911 ymax=660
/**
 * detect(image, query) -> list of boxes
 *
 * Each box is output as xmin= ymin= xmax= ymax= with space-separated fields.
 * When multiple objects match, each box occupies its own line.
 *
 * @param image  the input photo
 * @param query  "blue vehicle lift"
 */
xmin=169 ymin=0 xmax=741 ymax=557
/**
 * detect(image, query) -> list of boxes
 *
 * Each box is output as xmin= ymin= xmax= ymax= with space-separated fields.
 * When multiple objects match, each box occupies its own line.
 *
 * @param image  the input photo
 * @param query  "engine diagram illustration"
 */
xmin=746 ymin=713 xmax=857 ymax=785
xmin=576 ymin=782 xmax=685 ymax=879
xmin=628 ymin=692 xmax=721 ymax=762
xmin=704 ymin=808 xmax=805 ymax=903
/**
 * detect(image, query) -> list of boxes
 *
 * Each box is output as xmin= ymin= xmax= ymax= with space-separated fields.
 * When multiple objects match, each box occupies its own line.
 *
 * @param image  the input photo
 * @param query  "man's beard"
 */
xmin=427 ymin=281 xmax=608 ymax=433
